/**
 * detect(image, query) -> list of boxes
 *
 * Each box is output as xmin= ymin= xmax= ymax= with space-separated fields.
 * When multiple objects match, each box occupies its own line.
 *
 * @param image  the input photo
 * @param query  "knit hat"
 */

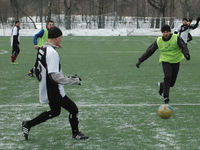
xmin=48 ymin=26 xmax=62 ymax=38
xmin=161 ymin=25 xmax=171 ymax=33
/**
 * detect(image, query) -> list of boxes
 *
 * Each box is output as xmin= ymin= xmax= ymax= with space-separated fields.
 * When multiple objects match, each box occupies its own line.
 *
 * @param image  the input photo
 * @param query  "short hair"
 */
xmin=161 ymin=24 xmax=171 ymax=33
xmin=15 ymin=21 xmax=19 ymax=25
xmin=182 ymin=18 xmax=188 ymax=21
xmin=46 ymin=20 xmax=54 ymax=25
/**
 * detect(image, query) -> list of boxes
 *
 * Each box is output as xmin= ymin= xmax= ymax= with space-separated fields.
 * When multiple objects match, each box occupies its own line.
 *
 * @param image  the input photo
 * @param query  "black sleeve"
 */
xmin=138 ymin=41 xmax=158 ymax=63
xmin=177 ymin=36 xmax=190 ymax=57
xmin=189 ymin=19 xmax=199 ymax=30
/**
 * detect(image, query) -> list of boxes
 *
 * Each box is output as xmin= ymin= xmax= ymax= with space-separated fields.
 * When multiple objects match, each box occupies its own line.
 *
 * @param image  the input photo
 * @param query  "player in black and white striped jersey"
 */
xmin=22 ymin=26 xmax=88 ymax=140
xmin=175 ymin=17 xmax=200 ymax=45
xmin=10 ymin=21 xmax=20 ymax=64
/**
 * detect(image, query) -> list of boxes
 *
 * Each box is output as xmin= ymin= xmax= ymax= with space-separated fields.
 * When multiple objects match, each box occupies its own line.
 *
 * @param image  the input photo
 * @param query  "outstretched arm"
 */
xmin=136 ymin=41 xmax=158 ymax=68
xmin=189 ymin=17 xmax=200 ymax=30
xmin=49 ymin=72 xmax=81 ymax=85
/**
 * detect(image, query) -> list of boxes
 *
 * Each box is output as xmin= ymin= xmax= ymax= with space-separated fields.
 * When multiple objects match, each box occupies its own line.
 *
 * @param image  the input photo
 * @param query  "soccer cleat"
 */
xmin=27 ymin=71 xmax=34 ymax=77
xmin=158 ymin=82 xmax=163 ymax=96
xmin=11 ymin=62 xmax=19 ymax=65
xmin=72 ymin=131 xmax=89 ymax=140
xmin=22 ymin=121 xmax=30 ymax=140
xmin=164 ymin=98 xmax=169 ymax=104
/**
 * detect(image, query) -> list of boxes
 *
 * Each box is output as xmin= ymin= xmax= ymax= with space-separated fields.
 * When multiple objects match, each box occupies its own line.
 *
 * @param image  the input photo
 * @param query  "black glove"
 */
xmin=185 ymin=54 xmax=190 ymax=60
xmin=136 ymin=61 xmax=141 ymax=68
xmin=197 ymin=17 xmax=200 ymax=21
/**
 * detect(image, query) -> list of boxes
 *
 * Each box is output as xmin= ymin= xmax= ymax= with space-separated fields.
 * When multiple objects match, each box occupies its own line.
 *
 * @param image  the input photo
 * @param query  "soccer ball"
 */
xmin=158 ymin=104 xmax=174 ymax=119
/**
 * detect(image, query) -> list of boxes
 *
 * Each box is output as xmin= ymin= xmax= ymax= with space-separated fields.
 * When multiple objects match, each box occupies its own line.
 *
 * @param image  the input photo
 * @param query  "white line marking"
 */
xmin=0 ymin=50 xmax=8 ymax=55
xmin=0 ymin=103 xmax=200 ymax=108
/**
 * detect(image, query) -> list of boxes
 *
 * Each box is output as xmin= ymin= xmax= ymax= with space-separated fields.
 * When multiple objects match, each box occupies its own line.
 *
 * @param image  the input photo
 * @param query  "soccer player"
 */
xmin=22 ymin=27 xmax=89 ymax=140
xmin=10 ymin=21 xmax=20 ymax=64
xmin=175 ymin=17 xmax=200 ymax=44
xmin=136 ymin=25 xmax=190 ymax=104
xmin=27 ymin=20 xmax=54 ymax=77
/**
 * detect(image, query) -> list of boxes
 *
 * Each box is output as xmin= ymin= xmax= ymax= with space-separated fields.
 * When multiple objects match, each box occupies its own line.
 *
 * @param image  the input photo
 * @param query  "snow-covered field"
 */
xmin=1 ymin=28 xmax=200 ymax=37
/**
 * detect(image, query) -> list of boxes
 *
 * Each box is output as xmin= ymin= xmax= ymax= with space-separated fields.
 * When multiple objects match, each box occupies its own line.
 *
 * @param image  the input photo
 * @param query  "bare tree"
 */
xmin=47 ymin=0 xmax=53 ymax=21
xmin=10 ymin=0 xmax=20 ymax=21
xmin=180 ymin=0 xmax=193 ymax=18
xmin=64 ymin=0 xmax=72 ymax=29
xmin=147 ymin=0 xmax=168 ymax=28
xmin=169 ymin=0 xmax=175 ymax=28
xmin=98 ymin=0 xmax=105 ymax=28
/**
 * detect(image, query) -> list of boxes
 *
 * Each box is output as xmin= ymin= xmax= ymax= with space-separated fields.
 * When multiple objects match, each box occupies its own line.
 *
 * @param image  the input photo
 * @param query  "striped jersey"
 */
xmin=35 ymin=43 xmax=65 ymax=103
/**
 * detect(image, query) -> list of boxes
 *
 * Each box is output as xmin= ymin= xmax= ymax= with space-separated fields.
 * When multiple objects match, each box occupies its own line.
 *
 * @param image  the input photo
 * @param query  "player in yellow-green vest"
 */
xmin=33 ymin=20 xmax=54 ymax=49
xmin=136 ymin=25 xmax=190 ymax=104
xmin=28 ymin=20 xmax=54 ymax=77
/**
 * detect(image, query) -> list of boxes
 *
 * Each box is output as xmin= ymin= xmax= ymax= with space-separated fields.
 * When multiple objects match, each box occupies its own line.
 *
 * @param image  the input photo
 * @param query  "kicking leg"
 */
xmin=61 ymin=95 xmax=88 ymax=140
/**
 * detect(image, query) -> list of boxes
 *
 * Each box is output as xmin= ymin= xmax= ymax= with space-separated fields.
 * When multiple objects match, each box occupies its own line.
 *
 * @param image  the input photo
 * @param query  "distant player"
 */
xmin=27 ymin=20 xmax=54 ymax=77
xmin=22 ymin=26 xmax=89 ymax=140
xmin=11 ymin=21 xmax=20 ymax=64
xmin=174 ymin=17 xmax=200 ymax=44
xmin=136 ymin=25 xmax=190 ymax=104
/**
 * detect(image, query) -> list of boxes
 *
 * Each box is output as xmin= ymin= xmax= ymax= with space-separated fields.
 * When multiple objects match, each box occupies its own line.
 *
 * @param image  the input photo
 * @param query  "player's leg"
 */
xmin=158 ymin=82 xmax=164 ymax=96
xmin=162 ymin=62 xmax=173 ymax=104
xmin=61 ymin=95 xmax=88 ymax=140
xmin=11 ymin=45 xmax=16 ymax=63
xmin=11 ymin=44 xmax=19 ymax=64
xmin=170 ymin=63 xmax=180 ymax=87
xmin=22 ymin=98 xmax=62 ymax=140
xmin=28 ymin=67 xmax=35 ymax=77
xmin=14 ymin=45 xmax=20 ymax=61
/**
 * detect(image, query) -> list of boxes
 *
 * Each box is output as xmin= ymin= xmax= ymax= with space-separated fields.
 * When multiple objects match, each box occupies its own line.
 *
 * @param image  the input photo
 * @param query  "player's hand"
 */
xmin=71 ymin=74 xmax=82 ymax=85
xmin=136 ymin=61 xmax=141 ymax=68
xmin=197 ymin=17 xmax=200 ymax=21
xmin=185 ymin=54 xmax=190 ymax=61
xmin=34 ymin=45 xmax=39 ymax=49
xmin=58 ymin=44 xmax=62 ymax=48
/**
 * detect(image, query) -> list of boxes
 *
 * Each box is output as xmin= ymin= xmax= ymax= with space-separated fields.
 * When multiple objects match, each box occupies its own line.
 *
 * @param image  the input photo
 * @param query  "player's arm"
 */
xmin=189 ymin=17 xmax=200 ymax=30
xmin=46 ymin=49 xmax=80 ymax=85
xmin=187 ymin=33 xmax=192 ymax=42
xmin=177 ymin=36 xmax=190 ymax=60
xmin=33 ymin=29 xmax=44 ymax=49
xmin=13 ymin=27 xmax=19 ymax=44
xmin=136 ymin=41 xmax=158 ymax=68
xmin=49 ymin=73 xmax=81 ymax=85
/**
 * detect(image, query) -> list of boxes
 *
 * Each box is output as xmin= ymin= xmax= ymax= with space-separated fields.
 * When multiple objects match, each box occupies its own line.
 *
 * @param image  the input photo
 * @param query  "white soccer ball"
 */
xmin=158 ymin=104 xmax=174 ymax=119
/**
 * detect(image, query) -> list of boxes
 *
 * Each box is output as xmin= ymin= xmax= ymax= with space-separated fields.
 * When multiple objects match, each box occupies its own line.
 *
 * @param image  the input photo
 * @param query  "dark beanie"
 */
xmin=161 ymin=25 xmax=171 ymax=33
xmin=48 ymin=26 xmax=62 ymax=38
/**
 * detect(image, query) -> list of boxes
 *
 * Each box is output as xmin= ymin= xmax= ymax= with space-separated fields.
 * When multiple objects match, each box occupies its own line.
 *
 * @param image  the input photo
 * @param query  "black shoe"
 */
xmin=27 ymin=71 xmax=34 ymax=77
xmin=22 ymin=121 xmax=30 ymax=140
xmin=158 ymin=82 xmax=163 ymax=96
xmin=72 ymin=131 xmax=89 ymax=140
xmin=164 ymin=98 xmax=169 ymax=104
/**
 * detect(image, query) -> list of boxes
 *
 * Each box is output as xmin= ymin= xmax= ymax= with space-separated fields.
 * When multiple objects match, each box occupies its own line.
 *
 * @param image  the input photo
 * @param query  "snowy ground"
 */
xmin=1 ymin=28 xmax=200 ymax=37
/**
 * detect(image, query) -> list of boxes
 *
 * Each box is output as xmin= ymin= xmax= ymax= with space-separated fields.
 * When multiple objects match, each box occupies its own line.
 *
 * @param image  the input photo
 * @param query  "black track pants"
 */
xmin=160 ymin=62 xmax=180 ymax=98
xmin=27 ymin=95 xmax=79 ymax=134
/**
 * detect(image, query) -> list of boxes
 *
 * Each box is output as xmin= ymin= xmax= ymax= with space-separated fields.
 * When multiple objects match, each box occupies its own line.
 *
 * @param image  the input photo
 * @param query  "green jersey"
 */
xmin=157 ymin=34 xmax=184 ymax=63
xmin=38 ymin=28 xmax=48 ymax=47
